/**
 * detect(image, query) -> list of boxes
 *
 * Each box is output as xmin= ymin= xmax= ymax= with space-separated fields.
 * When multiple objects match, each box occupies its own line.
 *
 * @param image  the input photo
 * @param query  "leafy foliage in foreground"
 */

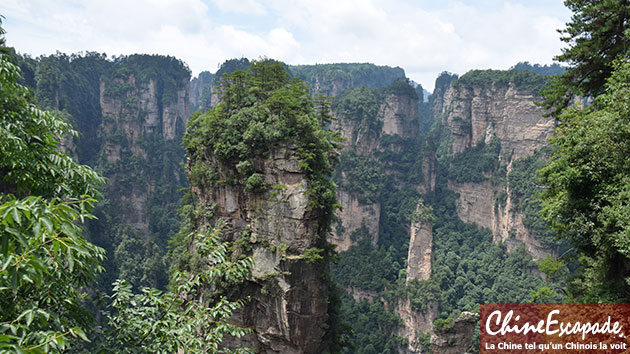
xmin=0 ymin=39 xmax=105 ymax=351
xmin=95 ymin=225 xmax=253 ymax=354
xmin=541 ymin=59 xmax=630 ymax=301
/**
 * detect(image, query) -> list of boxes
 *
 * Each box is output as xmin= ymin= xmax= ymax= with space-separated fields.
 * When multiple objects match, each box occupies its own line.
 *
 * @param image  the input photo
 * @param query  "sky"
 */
xmin=1 ymin=0 xmax=571 ymax=91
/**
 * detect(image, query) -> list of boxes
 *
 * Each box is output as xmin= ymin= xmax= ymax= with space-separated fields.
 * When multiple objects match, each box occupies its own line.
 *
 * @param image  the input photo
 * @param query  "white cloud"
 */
xmin=1 ymin=0 xmax=571 ymax=90
xmin=210 ymin=0 xmax=266 ymax=15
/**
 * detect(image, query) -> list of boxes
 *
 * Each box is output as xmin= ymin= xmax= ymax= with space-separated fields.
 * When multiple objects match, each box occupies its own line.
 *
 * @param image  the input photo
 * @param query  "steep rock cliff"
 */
xmin=100 ymin=71 xmax=190 ymax=230
xmin=396 ymin=300 xmax=438 ymax=354
xmin=432 ymin=312 xmax=478 ymax=354
xmin=442 ymin=81 xmax=554 ymax=158
xmin=24 ymin=53 xmax=192 ymax=290
xmin=191 ymin=148 xmax=329 ymax=353
xmin=330 ymin=190 xmax=380 ymax=252
xmin=406 ymin=203 xmax=433 ymax=282
xmin=395 ymin=202 xmax=438 ymax=353
xmin=439 ymin=75 xmax=555 ymax=257
xmin=189 ymin=71 xmax=214 ymax=112
xmin=329 ymin=81 xmax=421 ymax=251
xmin=181 ymin=62 xmax=340 ymax=353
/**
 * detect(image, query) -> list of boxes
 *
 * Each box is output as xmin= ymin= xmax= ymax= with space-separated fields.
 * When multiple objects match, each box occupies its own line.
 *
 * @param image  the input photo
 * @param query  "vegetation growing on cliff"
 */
xmin=507 ymin=150 xmax=560 ymax=249
xmin=455 ymin=69 xmax=548 ymax=93
xmin=448 ymin=138 xmax=502 ymax=184
xmin=181 ymin=59 xmax=348 ymax=350
xmin=332 ymin=85 xmax=383 ymax=134
xmin=289 ymin=63 xmax=405 ymax=96
xmin=184 ymin=59 xmax=342 ymax=229
xmin=333 ymin=152 xmax=385 ymax=204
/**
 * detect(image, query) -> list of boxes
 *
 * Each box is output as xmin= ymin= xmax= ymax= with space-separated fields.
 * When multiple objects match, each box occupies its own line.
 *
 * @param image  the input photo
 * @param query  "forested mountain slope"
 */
xmin=15 ymin=53 xmax=191 ymax=292
xmin=15 ymin=52 xmax=561 ymax=353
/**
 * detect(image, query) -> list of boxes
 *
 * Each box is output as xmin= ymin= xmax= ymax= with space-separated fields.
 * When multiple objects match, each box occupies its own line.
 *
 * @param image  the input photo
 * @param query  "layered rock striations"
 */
xmin=181 ymin=62 xmax=339 ymax=353
xmin=191 ymin=149 xmax=329 ymax=353
xmin=330 ymin=81 xmax=422 ymax=251
xmin=395 ymin=202 xmax=438 ymax=353
xmin=100 ymin=70 xmax=190 ymax=230
xmin=439 ymin=76 xmax=555 ymax=257
xmin=441 ymin=81 xmax=554 ymax=158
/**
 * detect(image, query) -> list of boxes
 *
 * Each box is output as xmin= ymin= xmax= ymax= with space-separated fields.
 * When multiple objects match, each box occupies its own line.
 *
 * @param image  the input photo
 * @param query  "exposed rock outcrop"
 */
xmin=380 ymin=93 xmax=418 ymax=139
xmin=416 ymin=155 xmax=437 ymax=195
xmin=432 ymin=312 xmax=479 ymax=354
xmin=396 ymin=300 xmax=439 ymax=354
xmin=99 ymin=72 xmax=190 ymax=230
xmin=191 ymin=148 xmax=330 ymax=354
xmin=394 ymin=202 xmax=438 ymax=353
xmin=189 ymin=71 xmax=214 ymax=111
xmin=441 ymin=82 xmax=554 ymax=158
xmin=406 ymin=203 xmax=433 ymax=283
xmin=330 ymin=190 xmax=379 ymax=252
xmin=330 ymin=89 xmax=420 ymax=250
xmin=440 ymin=81 xmax=555 ymax=257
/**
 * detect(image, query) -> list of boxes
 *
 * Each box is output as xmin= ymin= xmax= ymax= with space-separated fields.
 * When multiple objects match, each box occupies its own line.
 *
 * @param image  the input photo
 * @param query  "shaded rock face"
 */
xmin=416 ymin=155 xmax=437 ymax=195
xmin=396 ymin=300 xmax=438 ymax=354
xmin=395 ymin=202 xmax=438 ymax=354
xmin=329 ymin=91 xmax=420 ymax=250
xmin=380 ymin=94 xmax=419 ymax=139
xmin=100 ymin=73 xmax=190 ymax=230
xmin=442 ymin=83 xmax=554 ymax=158
xmin=432 ymin=312 xmax=478 ymax=354
xmin=192 ymin=148 xmax=329 ymax=354
xmin=406 ymin=204 xmax=433 ymax=282
xmin=329 ymin=190 xmax=379 ymax=252
xmin=440 ymin=82 xmax=555 ymax=257
xmin=332 ymin=92 xmax=419 ymax=154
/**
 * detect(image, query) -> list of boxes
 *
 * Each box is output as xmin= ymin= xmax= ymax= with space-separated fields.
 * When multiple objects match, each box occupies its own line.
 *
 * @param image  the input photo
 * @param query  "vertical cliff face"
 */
xmin=432 ymin=312 xmax=478 ymax=354
xmin=441 ymin=82 xmax=554 ymax=158
xmin=191 ymin=148 xmax=329 ymax=353
xmin=181 ymin=62 xmax=340 ymax=353
xmin=439 ymin=77 xmax=555 ymax=257
xmin=393 ymin=202 xmax=438 ymax=353
xmin=395 ymin=300 xmax=438 ymax=354
xmin=330 ymin=189 xmax=380 ymax=252
xmin=380 ymin=93 xmax=419 ymax=139
xmin=100 ymin=72 xmax=190 ymax=230
xmin=329 ymin=82 xmax=421 ymax=251
xmin=189 ymin=71 xmax=214 ymax=112
xmin=406 ymin=203 xmax=433 ymax=282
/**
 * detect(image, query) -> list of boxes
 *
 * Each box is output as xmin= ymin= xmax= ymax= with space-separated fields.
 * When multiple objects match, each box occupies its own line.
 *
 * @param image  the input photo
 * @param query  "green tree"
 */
xmin=540 ymin=59 xmax=630 ymax=301
xmin=542 ymin=0 xmax=630 ymax=115
xmin=96 ymin=225 xmax=253 ymax=354
xmin=0 ymin=21 xmax=106 ymax=351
